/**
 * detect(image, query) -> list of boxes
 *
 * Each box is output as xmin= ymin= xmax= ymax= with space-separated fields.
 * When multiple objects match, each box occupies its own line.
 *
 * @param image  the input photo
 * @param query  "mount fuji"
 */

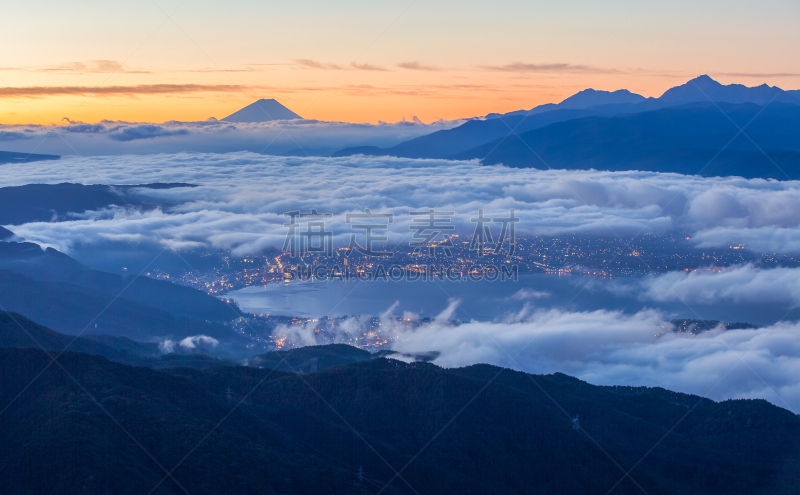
xmin=222 ymin=99 xmax=303 ymax=122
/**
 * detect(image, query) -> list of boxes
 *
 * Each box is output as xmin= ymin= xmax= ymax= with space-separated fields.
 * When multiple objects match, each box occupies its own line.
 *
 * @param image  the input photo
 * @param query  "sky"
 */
xmin=2 ymin=0 xmax=799 ymax=125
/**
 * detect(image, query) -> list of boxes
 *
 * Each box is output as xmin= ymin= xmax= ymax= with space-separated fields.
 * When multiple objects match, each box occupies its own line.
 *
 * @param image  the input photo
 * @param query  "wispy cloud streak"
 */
xmin=0 ymin=84 xmax=251 ymax=98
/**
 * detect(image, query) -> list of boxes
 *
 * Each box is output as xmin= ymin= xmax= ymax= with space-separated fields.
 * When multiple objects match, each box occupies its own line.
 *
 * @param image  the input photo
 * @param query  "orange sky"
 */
xmin=2 ymin=0 xmax=799 ymax=125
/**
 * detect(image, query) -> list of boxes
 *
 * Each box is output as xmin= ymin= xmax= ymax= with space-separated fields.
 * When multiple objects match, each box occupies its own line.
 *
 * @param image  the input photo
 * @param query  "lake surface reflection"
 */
xmin=226 ymin=273 xmax=795 ymax=325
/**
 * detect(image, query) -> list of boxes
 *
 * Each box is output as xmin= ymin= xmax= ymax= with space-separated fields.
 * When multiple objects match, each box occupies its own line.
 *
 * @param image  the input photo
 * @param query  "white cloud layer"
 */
xmin=268 ymin=303 xmax=800 ymax=412
xmin=3 ymin=151 xmax=799 ymax=412
xmin=0 ymin=119 xmax=460 ymax=156
xmin=636 ymin=264 xmax=800 ymax=307
xmin=5 ymin=152 xmax=800 ymax=257
xmin=159 ymin=334 xmax=220 ymax=353
xmin=396 ymin=308 xmax=800 ymax=412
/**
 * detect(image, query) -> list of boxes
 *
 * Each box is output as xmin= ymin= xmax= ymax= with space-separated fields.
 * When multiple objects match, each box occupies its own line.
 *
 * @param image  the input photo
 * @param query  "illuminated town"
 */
xmin=224 ymin=313 xmax=427 ymax=353
xmin=135 ymin=232 xmax=798 ymax=352
xmin=150 ymin=232 xmax=799 ymax=295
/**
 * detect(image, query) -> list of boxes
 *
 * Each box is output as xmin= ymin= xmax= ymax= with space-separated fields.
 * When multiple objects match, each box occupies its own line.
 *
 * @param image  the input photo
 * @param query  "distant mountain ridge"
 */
xmin=492 ymin=75 xmax=800 ymax=119
xmin=332 ymin=76 xmax=800 ymax=179
xmin=333 ymin=109 xmax=604 ymax=159
xmin=453 ymin=102 xmax=800 ymax=178
xmin=485 ymin=88 xmax=647 ymax=119
xmin=659 ymin=75 xmax=800 ymax=106
xmin=560 ymin=88 xmax=647 ymax=107
xmin=222 ymin=99 xmax=303 ymax=122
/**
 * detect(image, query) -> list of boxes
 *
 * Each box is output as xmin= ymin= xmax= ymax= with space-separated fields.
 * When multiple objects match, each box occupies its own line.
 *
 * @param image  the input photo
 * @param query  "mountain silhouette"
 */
xmin=333 ymin=109 xmax=604 ymax=159
xmin=496 ymin=75 xmax=800 ymax=118
xmin=332 ymin=76 xmax=800 ymax=179
xmin=486 ymin=88 xmax=647 ymax=119
xmin=222 ymin=98 xmax=303 ymax=122
xmin=658 ymin=75 xmax=800 ymax=106
xmin=559 ymin=88 xmax=647 ymax=107
xmin=453 ymin=102 xmax=800 ymax=179
xmin=2 ymin=345 xmax=798 ymax=494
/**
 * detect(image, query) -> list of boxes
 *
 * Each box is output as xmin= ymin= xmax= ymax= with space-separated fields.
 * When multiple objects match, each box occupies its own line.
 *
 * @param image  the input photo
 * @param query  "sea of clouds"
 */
xmin=0 ymin=118 xmax=460 ymax=157
xmin=4 ymin=151 xmax=800 ymax=255
xmin=4 ymin=151 xmax=800 ymax=411
xmin=274 ymin=301 xmax=800 ymax=412
xmin=399 ymin=305 xmax=800 ymax=413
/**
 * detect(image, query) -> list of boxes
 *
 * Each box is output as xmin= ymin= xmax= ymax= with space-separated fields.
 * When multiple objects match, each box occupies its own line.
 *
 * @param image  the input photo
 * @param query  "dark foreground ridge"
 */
xmin=1 ymin=343 xmax=798 ymax=494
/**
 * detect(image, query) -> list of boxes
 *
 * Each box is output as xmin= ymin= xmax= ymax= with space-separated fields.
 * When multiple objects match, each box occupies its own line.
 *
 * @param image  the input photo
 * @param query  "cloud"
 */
xmin=294 ymin=59 xmax=389 ymax=71
xmin=351 ymin=62 xmax=389 ymax=72
xmin=179 ymin=334 xmax=220 ymax=350
xmin=434 ymin=299 xmax=460 ymax=324
xmin=3 ymin=61 xmax=266 ymax=75
xmin=714 ymin=72 xmax=800 ymax=79
xmin=159 ymin=334 xmax=220 ymax=353
xmin=294 ymin=59 xmax=344 ymax=70
xmin=107 ymin=124 xmax=190 ymax=142
xmin=159 ymin=339 xmax=176 ymax=353
xmin=480 ymin=62 xmax=623 ymax=74
xmin=380 ymin=301 xmax=400 ymax=319
xmin=60 ymin=119 xmax=104 ymax=133
xmin=0 ymin=84 xmax=249 ymax=98
xmin=387 ymin=306 xmax=800 ymax=412
xmin=636 ymin=264 xmax=800 ymax=306
xmin=36 ymin=60 xmax=151 ymax=74
xmin=692 ymin=226 xmax=800 ymax=253
xmin=334 ymin=83 xmax=508 ymax=98
xmin=6 ymin=154 xmax=800 ymax=258
xmin=2 ymin=150 xmax=798 ymax=411
xmin=0 ymin=131 xmax=32 ymax=141
xmin=0 ymin=118 xmax=463 ymax=156
xmin=508 ymin=288 xmax=551 ymax=300
xmin=265 ymin=302 xmax=800 ymax=412
xmin=398 ymin=61 xmax=442 ymax=71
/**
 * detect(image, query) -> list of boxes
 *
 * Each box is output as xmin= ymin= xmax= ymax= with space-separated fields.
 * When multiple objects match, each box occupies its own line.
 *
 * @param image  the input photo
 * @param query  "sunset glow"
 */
xmin=3 ymin=0 xmax=799 ymax=125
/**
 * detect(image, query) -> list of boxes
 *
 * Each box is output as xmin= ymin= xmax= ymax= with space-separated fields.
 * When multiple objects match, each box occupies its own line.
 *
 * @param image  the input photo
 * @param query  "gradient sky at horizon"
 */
xmin=2 ymin=0 xmax=799 ymax=125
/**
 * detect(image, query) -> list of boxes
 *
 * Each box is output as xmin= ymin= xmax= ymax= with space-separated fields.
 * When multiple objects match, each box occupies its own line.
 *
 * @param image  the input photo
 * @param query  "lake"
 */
xmin=225 ymin=273 xmax=796 ymax=325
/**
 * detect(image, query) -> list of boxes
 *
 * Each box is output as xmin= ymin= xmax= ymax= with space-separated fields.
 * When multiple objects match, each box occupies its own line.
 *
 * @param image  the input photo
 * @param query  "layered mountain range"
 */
xmin=334 ymin=76 xmax=800 ymax=179
xmin=0 ymin=183 xmax=243 ymax=344
xmin=1 ymin=336 xmax=798 ymax=494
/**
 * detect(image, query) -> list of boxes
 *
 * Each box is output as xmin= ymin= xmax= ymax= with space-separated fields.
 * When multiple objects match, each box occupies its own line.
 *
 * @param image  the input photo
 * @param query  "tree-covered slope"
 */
xmin=1 ymin=346 xmax=798 ymax=494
